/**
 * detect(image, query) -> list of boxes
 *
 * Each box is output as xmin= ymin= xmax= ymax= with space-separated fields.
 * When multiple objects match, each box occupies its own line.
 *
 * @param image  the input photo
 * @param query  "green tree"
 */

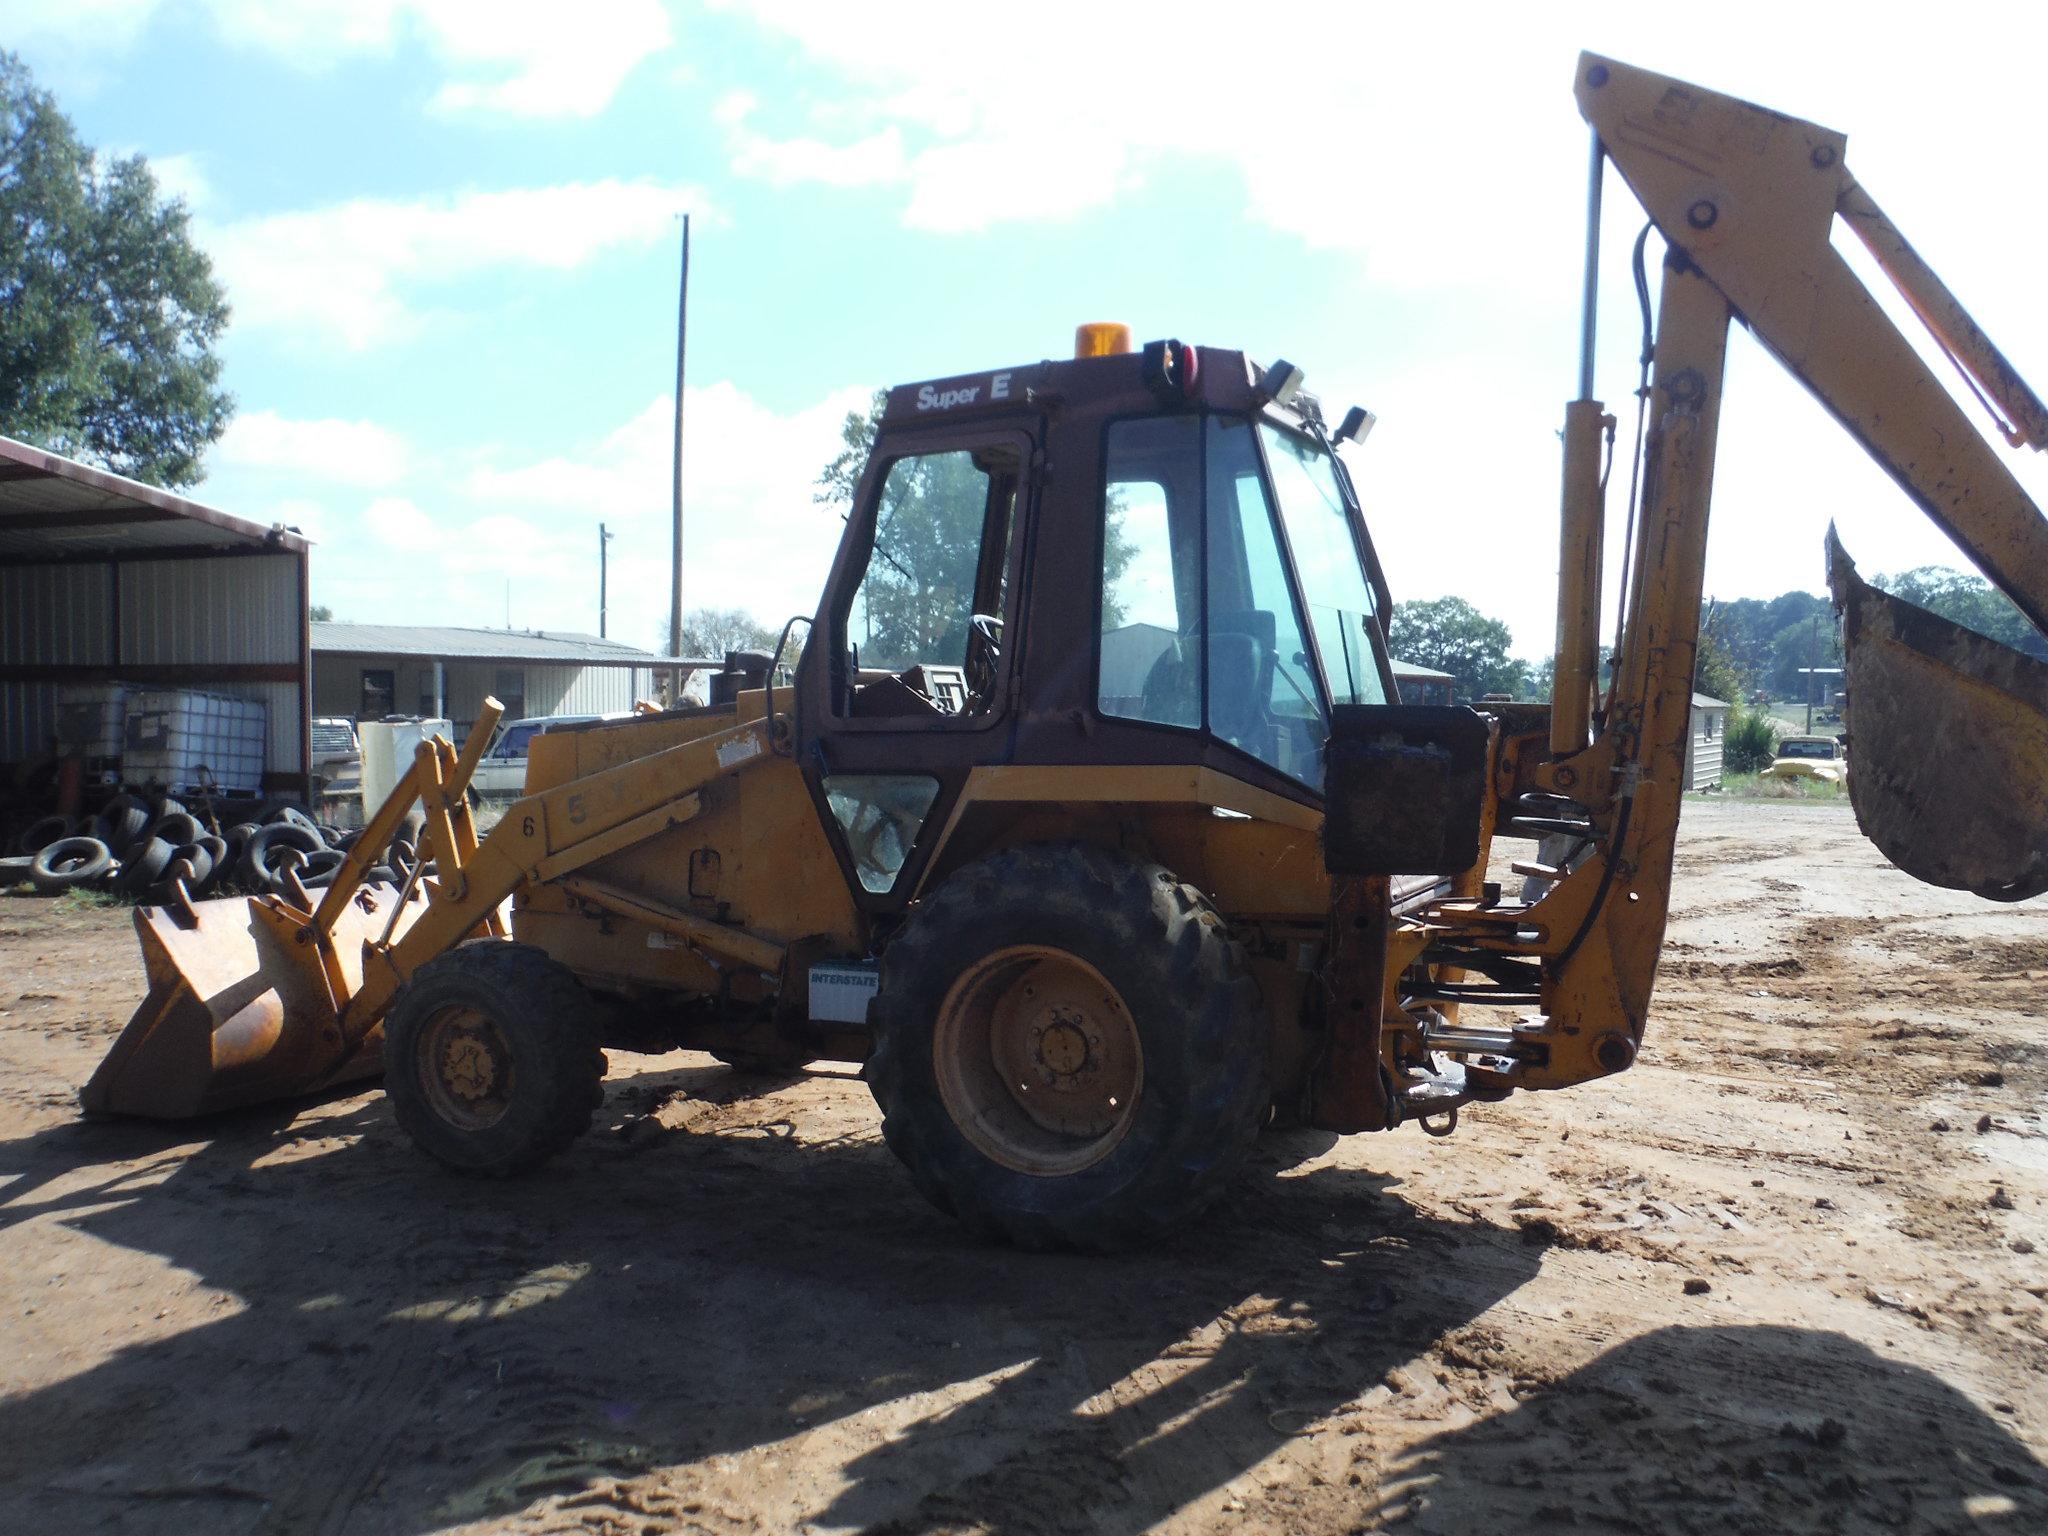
xmin=1711 ymin=589 xmax=1831 ymax=690
xmin=1694 ymin=627 xmax=1744 ymax=704
xmin=0 ymin=52 xmax=231 ymax=486
xmin=816 ymin=392 xmax=1134 ymax=668
xmin=1389 ymin=596 xmax=1524 ymax=701
xmin=1875 ymin=565 xmax=2047 ymax=660
xmin=1766 ymin=612 xmax=1843 ymax=699
xmin=678 ymin=605 xmax=776 ymax=660
xmin=309 ymin=604 xmax=333 ymax=623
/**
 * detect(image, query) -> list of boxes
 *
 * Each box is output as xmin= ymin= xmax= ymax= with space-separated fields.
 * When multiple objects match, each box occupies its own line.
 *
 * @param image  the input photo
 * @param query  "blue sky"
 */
xmin=14 ymin=1 xmax=2048 ymax=657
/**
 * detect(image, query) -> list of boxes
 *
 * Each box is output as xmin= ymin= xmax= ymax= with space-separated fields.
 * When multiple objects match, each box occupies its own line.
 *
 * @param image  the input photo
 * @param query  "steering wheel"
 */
xmin=966 ymin=612 xmax=1004 ymax=696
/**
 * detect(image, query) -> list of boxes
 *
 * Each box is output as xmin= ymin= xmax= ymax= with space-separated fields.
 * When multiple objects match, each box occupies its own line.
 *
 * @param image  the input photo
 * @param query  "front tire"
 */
xmin=383 ymin=942 xmax=607 ymax=1176
xmin=867 ymin=845 xmax=1268 ymax=1250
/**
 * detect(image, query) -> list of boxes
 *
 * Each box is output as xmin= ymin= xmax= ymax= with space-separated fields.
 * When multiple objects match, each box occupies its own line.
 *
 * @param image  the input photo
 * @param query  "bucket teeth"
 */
xmin=1827 ymin=527 xmax=2048 ymax=901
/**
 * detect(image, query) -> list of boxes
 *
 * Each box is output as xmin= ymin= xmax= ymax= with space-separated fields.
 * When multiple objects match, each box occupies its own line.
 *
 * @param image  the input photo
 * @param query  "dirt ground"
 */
xmin=1 ymin=798 xmax=2042 ymax=1535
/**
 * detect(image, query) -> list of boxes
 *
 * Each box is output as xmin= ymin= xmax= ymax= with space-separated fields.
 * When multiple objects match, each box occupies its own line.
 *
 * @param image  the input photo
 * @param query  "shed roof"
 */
xmin=0 ymin=433 xmax=308 ymax=562
xmin=312 ymin=622 xmax=714 ymax=668
xmin=1692 ymin=692 xmax=1732 ymax=709
xmin=1391 ymin=659 xmax=1455 ymax=681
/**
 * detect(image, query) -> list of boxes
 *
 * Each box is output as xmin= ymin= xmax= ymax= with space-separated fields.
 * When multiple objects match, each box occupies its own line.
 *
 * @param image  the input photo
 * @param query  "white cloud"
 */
xmin=218 ymin=410 xmax=411 ymax=486
xmin=417 ymin=0 xmax=673 ymax=118
xmin=143 ymin=151 xmax=212 ymax=212
xmin=363 ymin=496 xmax=446 ymax=551
xmin=734 ymin=125 xmax=908 ymax=192
xmin=23 ymin=0 xmax=669 ymax=119
xmin=710 ymin=1 xmax=2048 ymax=306
xmin=464 ymin=381 xmax=873 ymax=640
xmin=707 ymin=2 xmax=1576 ymax=278
xmin=8 ymin=0 xmax=160 ymax=49
xmin=203 ymin=180 xmax=703 ymax=349
xmin=281 ymin=381 xmax=870 ymax=640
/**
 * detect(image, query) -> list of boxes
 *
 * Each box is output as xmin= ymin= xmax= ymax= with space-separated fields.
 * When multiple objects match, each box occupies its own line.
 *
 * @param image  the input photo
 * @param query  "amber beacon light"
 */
xmin=1073 ymin=322 xmax=1133 ymax=358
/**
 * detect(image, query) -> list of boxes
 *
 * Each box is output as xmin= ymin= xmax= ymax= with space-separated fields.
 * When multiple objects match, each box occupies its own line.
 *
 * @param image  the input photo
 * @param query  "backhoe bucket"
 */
xmin=81 ymin=884 xmax=426 ymax=1119
xmin=1828 ymin=529 xmax=2048 ymax=901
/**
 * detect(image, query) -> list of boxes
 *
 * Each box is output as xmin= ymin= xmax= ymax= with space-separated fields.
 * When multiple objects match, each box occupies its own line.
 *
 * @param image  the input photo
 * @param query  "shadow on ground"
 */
xmin=3 ymin=1066 xmax=2039 ymax=1535
xmin=0 ymin=1063 xmax=1524 ymax=1534
xmin=1377 ymin=1323 xmax=2045 ymax=1534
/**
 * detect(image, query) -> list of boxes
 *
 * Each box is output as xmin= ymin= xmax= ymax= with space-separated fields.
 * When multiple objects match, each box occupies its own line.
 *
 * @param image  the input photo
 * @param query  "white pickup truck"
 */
xmin=469 ymin=713 xmax=633 ymax=800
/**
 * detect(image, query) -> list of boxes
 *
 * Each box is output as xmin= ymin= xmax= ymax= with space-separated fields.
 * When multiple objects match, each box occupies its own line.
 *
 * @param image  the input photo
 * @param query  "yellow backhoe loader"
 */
xmin=83 ymin=55 xmax=2048 ymax=1248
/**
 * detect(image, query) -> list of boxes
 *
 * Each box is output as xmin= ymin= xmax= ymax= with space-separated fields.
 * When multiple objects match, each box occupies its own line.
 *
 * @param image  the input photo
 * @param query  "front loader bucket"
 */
xmin=1828 ymin=528 xmax=2048 ymax=901
xmin=81 ymin=884 xmax=427 ymax=1119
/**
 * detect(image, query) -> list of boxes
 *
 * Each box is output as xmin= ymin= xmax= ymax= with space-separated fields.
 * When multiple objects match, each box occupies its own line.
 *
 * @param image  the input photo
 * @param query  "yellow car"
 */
xmin=1765 ymin=734 xmax=1848 ymax=785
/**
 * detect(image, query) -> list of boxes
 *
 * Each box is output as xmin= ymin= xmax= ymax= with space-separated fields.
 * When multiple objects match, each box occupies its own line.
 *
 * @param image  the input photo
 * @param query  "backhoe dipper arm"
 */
xmin=1435 ymin=55 xmax=2048 ymax=1092
xmin=1579 ymin=56 xmax=2048 ymax=634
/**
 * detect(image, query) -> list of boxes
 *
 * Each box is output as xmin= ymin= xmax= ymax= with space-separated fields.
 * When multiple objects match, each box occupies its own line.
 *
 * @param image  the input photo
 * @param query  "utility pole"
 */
xmin=1805 ymin=610 xmax=1819 ymax=732
xmin=670 ymin=214 xmax=690 ymax=689
xmin=599 ymin=522 xmax=616 ymax=638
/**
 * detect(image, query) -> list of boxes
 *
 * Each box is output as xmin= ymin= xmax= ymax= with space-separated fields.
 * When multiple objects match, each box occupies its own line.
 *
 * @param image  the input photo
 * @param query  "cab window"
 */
xmin=1206 ymin=416 xmax=1327 ymax=783
xmin=840 ymin=444 xmax=1019 ymax=718
xmin=1093 ymin=412 xmax=1362 ymax=790
xmin=1099 ymin=416 xmax=1202 ymax=727
xmin=1259 ymin=422 xmax=1389 ymax=707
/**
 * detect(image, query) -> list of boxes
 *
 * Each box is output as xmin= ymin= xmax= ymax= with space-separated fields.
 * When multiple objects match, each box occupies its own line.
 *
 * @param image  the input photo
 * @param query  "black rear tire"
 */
xmin=383 ymin=942 xmax=608 ymax=1176
xmin=95 ymin=794 xmax=150 ymax=851
xmin=115 ymin=836 xmax=174 ymax=895
xmin=867 ymin=844 xmax=1269 ymax=1251
xmin=16 ymin=814 xmax=72 ymax=856
xmin=30 ymin=836 xmax=114 ymax=893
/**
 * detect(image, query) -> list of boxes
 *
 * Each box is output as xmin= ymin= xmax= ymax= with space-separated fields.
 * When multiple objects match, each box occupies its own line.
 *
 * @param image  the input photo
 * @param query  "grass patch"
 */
xmin=1692 ymin=771 xmax=1846 ymax=802
xmin=55 ymin=887 xmax=129 ymax=910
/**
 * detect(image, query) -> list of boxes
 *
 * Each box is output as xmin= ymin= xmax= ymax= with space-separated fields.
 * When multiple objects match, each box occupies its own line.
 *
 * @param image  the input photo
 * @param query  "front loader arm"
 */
xmin=339 ymin=711 xmax=782 ymax=1040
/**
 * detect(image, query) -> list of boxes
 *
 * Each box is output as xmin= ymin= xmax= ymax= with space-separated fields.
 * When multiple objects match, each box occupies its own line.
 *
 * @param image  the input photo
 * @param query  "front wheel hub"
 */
xmin=934 ymin=947 xmax=1142 ymax=1175
xmin=417 ymin=1006 xmax=516 ymax=1131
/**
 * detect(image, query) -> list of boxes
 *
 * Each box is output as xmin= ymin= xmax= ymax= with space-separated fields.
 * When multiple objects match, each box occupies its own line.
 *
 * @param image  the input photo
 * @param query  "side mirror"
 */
xmin=1335 ymin=405 xmax=1376 ymax=446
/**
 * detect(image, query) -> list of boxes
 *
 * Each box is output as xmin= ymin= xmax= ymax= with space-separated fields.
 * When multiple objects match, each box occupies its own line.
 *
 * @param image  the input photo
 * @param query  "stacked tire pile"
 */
xmin=0 ymin=794 xmax=424 ymax=905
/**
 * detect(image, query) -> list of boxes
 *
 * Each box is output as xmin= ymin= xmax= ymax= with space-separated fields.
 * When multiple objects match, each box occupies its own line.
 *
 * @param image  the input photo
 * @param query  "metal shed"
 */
xmin=1391 ymin=659 xmax=1456 ymax=706
xmin=0 ymin=434 xmax=311 ymax=799
xmin=1685 ymin=692 xmax=1732 ymax=790
xmin=311 ymin=623 xmax=691 ymax=742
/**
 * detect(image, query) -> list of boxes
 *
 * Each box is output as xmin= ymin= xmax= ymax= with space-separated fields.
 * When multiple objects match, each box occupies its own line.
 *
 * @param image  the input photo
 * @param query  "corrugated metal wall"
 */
xmin=0 ymin=553 xmax=306 ymax=782
xmin=120 ymin=556 xmax=304 ymax=777
xmin=0 ymin=565 xmax=113 ymax=759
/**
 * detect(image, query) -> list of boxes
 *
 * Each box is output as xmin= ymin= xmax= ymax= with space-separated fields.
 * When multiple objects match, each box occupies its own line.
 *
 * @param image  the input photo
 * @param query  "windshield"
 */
xmin=1258 ymin=422 xmax=1389 ymax=706
xmin=1778 ymin=738 xmax=1838 ymax=759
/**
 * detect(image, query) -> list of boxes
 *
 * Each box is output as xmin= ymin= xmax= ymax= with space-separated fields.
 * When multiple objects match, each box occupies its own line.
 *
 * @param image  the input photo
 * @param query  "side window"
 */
xmin=1205 ymin=417 xmax=1326 ymax=784
xmin=1098 ymin=416 xmax=1201 ymax=726
xmin=845 ymin=448 xmax=1011 ymax=687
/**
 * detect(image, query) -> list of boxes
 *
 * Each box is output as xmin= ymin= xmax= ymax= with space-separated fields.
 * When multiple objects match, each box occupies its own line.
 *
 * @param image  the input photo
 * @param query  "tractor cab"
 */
xmin=795 ymin=326 xmax=1404 ymax=906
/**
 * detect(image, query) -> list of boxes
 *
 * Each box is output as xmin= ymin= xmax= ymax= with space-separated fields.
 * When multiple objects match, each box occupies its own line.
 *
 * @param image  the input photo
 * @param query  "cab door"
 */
xmin=795 ymin=420 xmax=1037 ymax=910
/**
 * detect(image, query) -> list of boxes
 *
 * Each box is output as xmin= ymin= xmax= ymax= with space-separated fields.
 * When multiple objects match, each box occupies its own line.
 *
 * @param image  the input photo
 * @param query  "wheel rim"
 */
xmin=416 ymin=1005 xmax=516 ymax=1131
xmin=932 ymin=946 xmax=1142 ymax=1176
